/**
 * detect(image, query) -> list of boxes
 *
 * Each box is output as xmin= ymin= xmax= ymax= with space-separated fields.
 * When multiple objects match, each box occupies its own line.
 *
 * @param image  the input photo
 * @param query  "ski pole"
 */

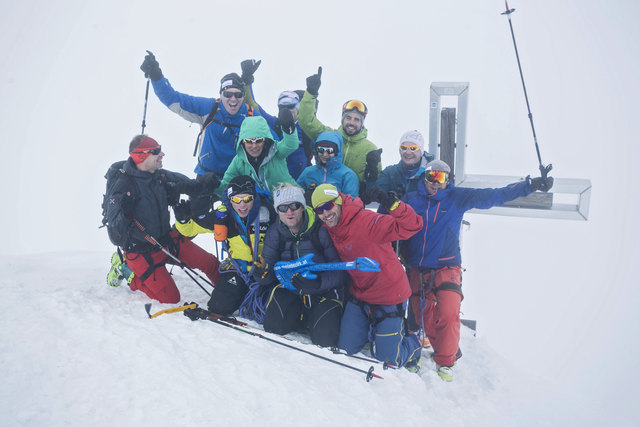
xmin=141 ymin=78 xmax=150 ymax=134
xmin=133 ymin=219 xmax=213 ymax=296
xmin=145 ymin=303 xmax=196 ymax=318
xmin=501 ymin=1 xmax=552 ymax=179
xmin=184 ymin=306 xmax=382 ymax=382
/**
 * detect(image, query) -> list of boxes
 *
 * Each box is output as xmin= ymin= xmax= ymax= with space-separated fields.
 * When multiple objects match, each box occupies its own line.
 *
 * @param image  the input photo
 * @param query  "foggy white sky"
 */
xmin=1 ymin=0 xmax=638 ymax=421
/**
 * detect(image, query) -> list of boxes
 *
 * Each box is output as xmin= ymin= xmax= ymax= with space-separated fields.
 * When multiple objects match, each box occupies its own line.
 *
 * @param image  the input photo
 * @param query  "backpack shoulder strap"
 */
xmin=193 ymin=99 xmax=221 ymax=157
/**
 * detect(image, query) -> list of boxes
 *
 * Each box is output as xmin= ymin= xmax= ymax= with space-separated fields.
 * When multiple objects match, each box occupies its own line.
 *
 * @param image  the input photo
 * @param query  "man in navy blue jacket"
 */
xmin=401 ymin=159 xmax=553 ymax=381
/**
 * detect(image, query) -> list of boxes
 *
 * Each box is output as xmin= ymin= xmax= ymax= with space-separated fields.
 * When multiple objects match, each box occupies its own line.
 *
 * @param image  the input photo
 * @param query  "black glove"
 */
xmin=172 ymin=200 xmax=191 ymax=224
xmin=366 ymin=187 xmax=399 ymax=211
xmin=159 ymin=232 xmax=178 ymax=255
xmin=120 ymin=192 xmax=137 ymax=217
xmin=528 ymin=175 xmax=554 ymax=192
xmin=364 ymin=148 xmax=383 ymax=182
xmin=278 ymin=108 xmax=296 ymax=135
xmin=190 ymin=194 xmax=213 ymax=218
xmin=140 ymin=50 xmax=163 ymax=81
xmin=292 ymin=273 xmax=322 ymax=292
xmin=240 ymin=59 xmax=261 ymax=85
xmin=200 ymin=172 xmax=221 ymax=193
xmin=306 ymin=66 xmax=322 ymax=96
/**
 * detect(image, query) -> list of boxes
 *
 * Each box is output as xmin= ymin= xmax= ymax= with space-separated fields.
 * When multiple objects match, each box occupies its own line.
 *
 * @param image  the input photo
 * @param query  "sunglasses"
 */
xmin=315 ymin=146 xmax=335 ymax=155
xmin=400 ymin=145 xmax=421 ymax=152
xmin=133 ymin=145 xmax=162 ymax=155
xmin=230 ymin=195 xmax=254 ymax=204
xmin=277 ymin=202 xmax=303 ymax=213
xmin=314 ymin=199 xmax=336 ymax=214
xmin=243 ymin=137 xmax=265 ymax=145
xmin=425 ymin=170 xmax=449 ymax=184
xmin=223 ymin=91 xmax=244 ymax=99
xmin=342 ymin=99 xmax=368 ymax=116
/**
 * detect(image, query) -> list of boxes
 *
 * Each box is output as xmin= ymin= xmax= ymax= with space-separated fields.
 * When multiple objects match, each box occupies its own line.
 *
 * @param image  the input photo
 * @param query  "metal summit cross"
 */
xmin=428 ymin=81 xmax=591 ymax=221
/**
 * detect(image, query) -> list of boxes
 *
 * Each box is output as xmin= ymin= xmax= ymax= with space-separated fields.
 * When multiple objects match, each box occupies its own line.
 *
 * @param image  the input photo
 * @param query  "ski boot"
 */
xmin=405 ymin=355 xmax=422 ymax=374
xmin=433 ymin=349 xmax=462 ymax=382
xmin=436 ymin=363 xmax=454 ymax=382
xmin=107 ymin=252 xmax=134 ymax=287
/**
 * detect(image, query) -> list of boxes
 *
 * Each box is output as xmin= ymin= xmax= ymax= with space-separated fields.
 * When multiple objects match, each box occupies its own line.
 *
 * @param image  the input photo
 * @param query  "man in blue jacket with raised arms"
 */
xmin=140 ymin=51 xmax=261 ymax=178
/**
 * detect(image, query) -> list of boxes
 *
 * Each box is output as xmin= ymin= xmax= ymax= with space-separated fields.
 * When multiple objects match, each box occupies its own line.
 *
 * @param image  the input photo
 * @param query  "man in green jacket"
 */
xmin=298 ymin=67 xmax=382 ymax=194
xmin=217 ymin=114 xmax=298 ymax=198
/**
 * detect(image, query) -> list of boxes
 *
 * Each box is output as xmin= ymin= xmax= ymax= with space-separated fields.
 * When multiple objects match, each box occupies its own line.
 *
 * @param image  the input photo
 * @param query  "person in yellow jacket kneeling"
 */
xmin=175 ymin=175 xmax=276 ymax=317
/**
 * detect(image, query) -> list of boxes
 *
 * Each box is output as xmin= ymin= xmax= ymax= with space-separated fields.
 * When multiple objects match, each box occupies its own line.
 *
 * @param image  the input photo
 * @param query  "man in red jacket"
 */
xmin=311 ymin=184 xmax=423 ymax=370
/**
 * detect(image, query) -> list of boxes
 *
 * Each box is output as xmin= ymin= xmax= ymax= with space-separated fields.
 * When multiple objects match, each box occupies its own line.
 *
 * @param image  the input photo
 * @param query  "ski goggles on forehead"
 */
xmin=342 ymin=99 xmax=368 ymax=115
xmin=277 ymin=202 xmax=303 ymax=213
xmin=242 ymin=137 xmax=265 ymax=145
xmin=230 ymin=195 xmax=254 ymax=204
xmin=400 ymin=145 xmax=421 ymax=152
xmin=133 ymin=145 xmax=162 ymax=155
xmin=314 ymin=199 xmax=337 ymax=214
xmin=315 ymin=146 xmax=335 ymax=155
xmin=425 ymin=170 xmax=449 ymax=184
xmin=222 ymin=90 xmax=244 ymax=99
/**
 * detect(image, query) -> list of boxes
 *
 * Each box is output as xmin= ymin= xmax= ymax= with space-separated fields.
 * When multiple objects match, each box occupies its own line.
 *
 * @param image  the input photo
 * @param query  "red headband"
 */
xmin=130 ymin=137 xmax=159 ymax=164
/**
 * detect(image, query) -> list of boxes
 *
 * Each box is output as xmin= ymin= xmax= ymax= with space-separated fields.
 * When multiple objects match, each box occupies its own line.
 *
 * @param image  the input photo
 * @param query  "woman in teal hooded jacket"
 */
xmin=217 ymin=116 xmax=298 ymax=198
xmin=296 ymin=131 xmax=359 ymax=199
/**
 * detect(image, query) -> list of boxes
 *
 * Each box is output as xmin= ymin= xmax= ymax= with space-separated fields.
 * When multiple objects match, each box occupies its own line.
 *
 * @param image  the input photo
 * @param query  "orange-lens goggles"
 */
xmin=425 ymin=170 xmax=449 ymax=184
xmin=230 ymin=195 xmax=255 ymax=204
xmin=342 ymin=99 xmax=368 ymax=116
xmin=400 ymin=145 xmax=421 ymax=152
xmin=243 ymin=137 xmax=265 ymax=145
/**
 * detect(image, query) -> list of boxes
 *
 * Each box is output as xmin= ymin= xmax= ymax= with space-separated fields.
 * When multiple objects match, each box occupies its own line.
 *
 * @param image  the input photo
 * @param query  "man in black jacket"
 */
xmin=254 ymin=183 xmax=345 ymax=347
xmin=106 ymin=135 xmax=221 ymax=303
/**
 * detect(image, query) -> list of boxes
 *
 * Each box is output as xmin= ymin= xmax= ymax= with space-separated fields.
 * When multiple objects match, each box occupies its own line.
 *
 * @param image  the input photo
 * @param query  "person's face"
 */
xmin=277 ymin=201 xmax=304 ymax=232
xmin=316 ymin=200 xmax=341 ymax=228
xmin=243 ymin=137 xmax=265 ymax=158
xmin=399 ymin=143 xmax=421 ymax=167
xmin=424 ymin=180 xmax=447 ymax=195
xmin=137 ymin=147 xmax=164 ymax=173
xmin=315 ymin=145 xmax=336 ymax=166
xmin=230 ymin=193 xmax=254 ymax=218
xmin=342 ymin=112 xmax=363 ymax=136
xmin=221 ymin=89 xmax=245 ymax=115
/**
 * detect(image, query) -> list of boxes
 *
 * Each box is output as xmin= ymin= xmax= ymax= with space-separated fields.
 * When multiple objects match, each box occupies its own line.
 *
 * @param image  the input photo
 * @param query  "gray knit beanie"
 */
xmin=272 ymin=184 xmax=306 ymax=210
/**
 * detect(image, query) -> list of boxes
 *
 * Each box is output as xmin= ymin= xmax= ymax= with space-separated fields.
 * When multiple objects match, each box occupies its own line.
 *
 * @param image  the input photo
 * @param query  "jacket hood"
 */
xmin=313 ymin=131 xmax=344 ymax=171
xmin=237 ymin=116 xmax=274 ymax=146
xmin=334 ymin=194 xmax=363 ymax=228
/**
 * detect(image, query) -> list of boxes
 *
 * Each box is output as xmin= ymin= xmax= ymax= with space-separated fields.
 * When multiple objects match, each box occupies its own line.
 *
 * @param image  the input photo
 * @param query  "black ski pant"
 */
xmin=208 ymin=271 xmax=248 ymax=316
xmin=263 ymin=286 xmax=343 ymax=348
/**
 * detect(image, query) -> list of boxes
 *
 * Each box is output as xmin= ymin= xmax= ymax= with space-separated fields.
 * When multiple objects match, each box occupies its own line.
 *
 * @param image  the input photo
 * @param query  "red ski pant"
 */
xmin=125 ymin=230 xmax=220 ymax=304
xmin=409 ymin=266 xmax=462 ymax=367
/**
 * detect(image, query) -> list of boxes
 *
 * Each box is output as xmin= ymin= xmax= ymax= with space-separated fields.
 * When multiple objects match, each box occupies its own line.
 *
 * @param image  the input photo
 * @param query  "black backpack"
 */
xmin=100 ymin=160 xmax=137 ymax=248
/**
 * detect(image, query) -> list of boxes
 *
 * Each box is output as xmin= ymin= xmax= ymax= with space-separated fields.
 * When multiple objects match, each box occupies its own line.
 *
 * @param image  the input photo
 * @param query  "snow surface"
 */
xmin=0 ymin=251 xmax=604 ymax=426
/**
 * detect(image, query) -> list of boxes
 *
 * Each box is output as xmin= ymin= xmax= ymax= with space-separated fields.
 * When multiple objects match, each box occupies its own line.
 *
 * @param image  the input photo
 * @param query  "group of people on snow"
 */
xmin=104 ymin=53 xmax=554 ymax=381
